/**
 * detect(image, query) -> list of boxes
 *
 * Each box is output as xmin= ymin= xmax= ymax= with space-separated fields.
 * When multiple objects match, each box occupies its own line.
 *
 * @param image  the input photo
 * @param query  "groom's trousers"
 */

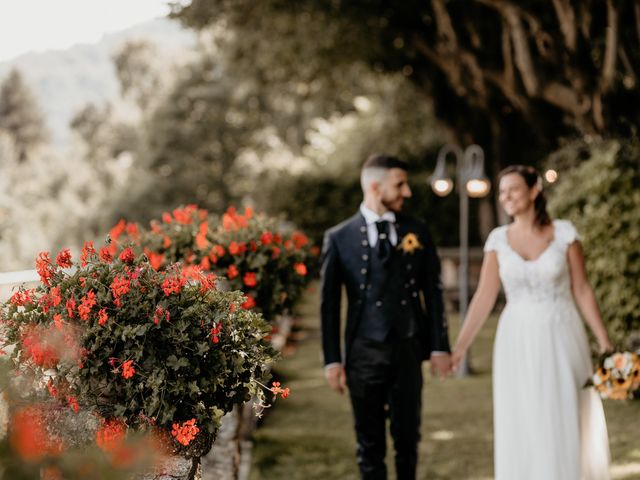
xmin=347 ymin=335 xmax=423 ymax=480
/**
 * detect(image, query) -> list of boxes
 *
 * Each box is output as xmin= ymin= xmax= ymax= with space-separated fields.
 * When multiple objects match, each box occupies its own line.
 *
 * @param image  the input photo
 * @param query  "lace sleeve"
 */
xmin=555 ymin=219 xmax=581 ymax=245
xmin=483 ymin=227 xmax=503 ymax=253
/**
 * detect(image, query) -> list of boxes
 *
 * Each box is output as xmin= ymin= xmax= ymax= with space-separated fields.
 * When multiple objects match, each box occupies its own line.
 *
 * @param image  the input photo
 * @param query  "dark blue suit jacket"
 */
xmin=320 ymin=212 xmax=450 ymax=366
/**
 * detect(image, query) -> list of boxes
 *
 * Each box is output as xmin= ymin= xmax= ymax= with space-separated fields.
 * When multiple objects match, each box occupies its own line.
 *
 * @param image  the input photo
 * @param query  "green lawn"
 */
xmin=250 ymin=286 xmax=640 ymax=479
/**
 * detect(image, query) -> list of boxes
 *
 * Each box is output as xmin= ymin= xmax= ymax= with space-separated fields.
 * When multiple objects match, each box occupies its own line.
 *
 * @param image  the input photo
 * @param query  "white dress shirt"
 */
xmin=359 ymin=203 xmax=398 ymax=247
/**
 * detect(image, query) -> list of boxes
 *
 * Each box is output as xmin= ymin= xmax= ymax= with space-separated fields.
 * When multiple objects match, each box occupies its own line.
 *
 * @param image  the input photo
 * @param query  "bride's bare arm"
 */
xmin=451 ymin=251 xmax=501 ymax=369
xmin=567 ymin=241 xmax=613 ymax=352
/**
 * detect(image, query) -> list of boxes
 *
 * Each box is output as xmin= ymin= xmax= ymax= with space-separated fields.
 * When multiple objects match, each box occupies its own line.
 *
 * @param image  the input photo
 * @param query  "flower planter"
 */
xmin=1 ymin=246 xmax=277 ymax=479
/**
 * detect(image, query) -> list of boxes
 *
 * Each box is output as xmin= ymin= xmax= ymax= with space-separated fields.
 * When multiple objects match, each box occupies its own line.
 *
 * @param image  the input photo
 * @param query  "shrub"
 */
xmin=112 ymin=205 xmax=318 ymax=322
xmin=547 ymin=138 xmax=640 ymax=347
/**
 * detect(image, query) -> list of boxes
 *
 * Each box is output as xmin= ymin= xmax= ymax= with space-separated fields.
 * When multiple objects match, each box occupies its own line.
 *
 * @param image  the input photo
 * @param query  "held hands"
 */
xmin=430 ymin=353 xmax=452 ymax=378
xmin=450 ymin=349 xmax=466 ymax=374
xmin=325 ymin=364 xmax=347 ymax=394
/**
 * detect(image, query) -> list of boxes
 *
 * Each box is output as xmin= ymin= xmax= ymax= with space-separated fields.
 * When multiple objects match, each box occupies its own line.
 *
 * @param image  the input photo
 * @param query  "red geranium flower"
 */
xmin=227 ymin=265 xmax=239 ymax=280
xmin=110 ymin=220 xmax=127 ymax=243
xmin=22 ymin=327 xmax=59 ymax=368
xmin=80 ymin=241 xmax=96 ymax=267
xmin=200 ymin=273 xmax=217 ymax=293
xmin=173 ymin=205 xmax=196 ymax=225
xmin=10 ymin=405 xmax=63 ymax=461
xmin=161 ymin=273 xmax=186 ymax=296
xmin=78 ymin=291 xmax=97 ymax=321
xmin=270 ymin=381 xmax=291 ymax=399
xmin=153 ymin=306 xmax=170 ymax=325
xmin=110 ymin=275 xmax=131 ymax=301
xmin=55 ymin=249 xmax=73 ymax=268
xmin=67 ymin=396 xmax=80 ymax=413
xmin=144 ymin=249 xmax=165 ymax=271
xmin=10 ymin=289 xmax=34 ymax=307
xmin=119 ymin=248 xmax=135 ymax=264
xmin=210 ymin=322 xmax=222 ymax=343
xmin=47 ymin=379 xmax=58 ymax=398
xmin=96 ymin=418 xmax=127 ymax=452
xmin=121 ymin=360 xmax=135 ymax=379
xmin=260 ymin=231 xmax=273 ymax=245
xmin=99 ymin=247 xmax=113 ymax=263
xmin=98 ymin=308 xmax=109 ymax=326
xmin=66 ymin=297 xmax=76 ymax=318
xmin=36 ymin=251 xmax=55 ymax=286
xmin=200 ymin=256 xmax=211 ymax=271
xmin=125 ymin=222 xmax=139 ymax=241
xmin=228 ymin=241 xmax=241 ymax=255
xmin=241 ymin=295 xmax=256 ymax=310
xmin=294 ymin=263 xmax=308 ymax=276
xmin=171 ymin=419 xmax=199 ymax=446
xmin=292 ymin=231 xmax=309 ymax=249
xmin=243 ymin=272 xmax=257 ymax=287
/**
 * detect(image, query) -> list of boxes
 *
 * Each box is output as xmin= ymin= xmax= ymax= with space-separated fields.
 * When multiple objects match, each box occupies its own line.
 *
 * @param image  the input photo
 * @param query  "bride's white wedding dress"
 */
xmin=485 ymin=219 xmax=611 ymax=480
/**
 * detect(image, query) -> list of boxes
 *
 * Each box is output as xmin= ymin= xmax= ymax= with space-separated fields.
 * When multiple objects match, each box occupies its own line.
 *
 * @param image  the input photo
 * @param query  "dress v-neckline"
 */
xmin=505 ymin=222 xmax=557 ymax=263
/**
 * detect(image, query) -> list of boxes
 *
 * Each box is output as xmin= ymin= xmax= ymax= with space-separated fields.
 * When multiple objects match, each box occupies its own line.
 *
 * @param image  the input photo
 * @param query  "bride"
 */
xmin=451 ymin=165 xmax=613 ymax=479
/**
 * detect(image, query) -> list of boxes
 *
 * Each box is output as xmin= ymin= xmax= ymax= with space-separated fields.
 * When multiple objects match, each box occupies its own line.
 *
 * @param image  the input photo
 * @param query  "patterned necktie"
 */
xmin=375 ymin=220 xmax=393 ymax=267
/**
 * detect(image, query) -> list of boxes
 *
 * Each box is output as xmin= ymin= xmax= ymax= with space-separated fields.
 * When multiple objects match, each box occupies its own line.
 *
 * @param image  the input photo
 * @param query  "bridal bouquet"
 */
xmin=1 ymin=244 xmax=279 ymax=457
xmin=590 ymin=351 xmax=640 ymax=400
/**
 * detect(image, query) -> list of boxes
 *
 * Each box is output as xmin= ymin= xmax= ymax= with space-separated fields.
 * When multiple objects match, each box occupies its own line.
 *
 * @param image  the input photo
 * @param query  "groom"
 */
xmin=320 ymin=154 xmax=451 ymax=479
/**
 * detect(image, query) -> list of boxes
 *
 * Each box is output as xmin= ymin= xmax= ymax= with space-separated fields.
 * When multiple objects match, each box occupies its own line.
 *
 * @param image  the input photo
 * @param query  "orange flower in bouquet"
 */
xmin=590 ymin=351 xmax=640 ymax=400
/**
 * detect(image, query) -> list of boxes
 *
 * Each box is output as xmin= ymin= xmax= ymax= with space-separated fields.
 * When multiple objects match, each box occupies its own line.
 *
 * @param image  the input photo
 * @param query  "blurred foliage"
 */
xmin=112 ymin=40 xmax=165 ymax=113
xmin=0 ymin=358 xmax=165 ymax=479
xmin=261 ymin=72 xmax=468 ymax=245
xmin=172 ymin=0 xmax=640 ymax=175
xmin=547 ymin=138 xmax=640 ymax=347
xmin=108 ymin=14 xmax=463 ymax=244
xmin=0 ymin=46 xmax=163 ymax=269
xmin=0 ymin=69 xmax=48 ymax=162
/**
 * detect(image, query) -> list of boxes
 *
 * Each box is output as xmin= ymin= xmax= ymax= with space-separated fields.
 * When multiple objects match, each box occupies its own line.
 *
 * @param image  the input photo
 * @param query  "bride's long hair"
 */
xmin=498 ymin=165 xmax=551 ymax=227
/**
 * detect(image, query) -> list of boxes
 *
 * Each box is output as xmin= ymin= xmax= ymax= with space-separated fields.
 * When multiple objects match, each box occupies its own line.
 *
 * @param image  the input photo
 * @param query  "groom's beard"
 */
xmin=382 ymin=196 xmax=405 ymax=213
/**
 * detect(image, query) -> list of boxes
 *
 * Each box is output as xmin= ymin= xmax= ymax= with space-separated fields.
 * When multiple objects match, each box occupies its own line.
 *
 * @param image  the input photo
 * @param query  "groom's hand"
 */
xmin=430 ymin=353 xmax=452 ymax=378
xmin=325 ymin=364 xmax=347 ymax=394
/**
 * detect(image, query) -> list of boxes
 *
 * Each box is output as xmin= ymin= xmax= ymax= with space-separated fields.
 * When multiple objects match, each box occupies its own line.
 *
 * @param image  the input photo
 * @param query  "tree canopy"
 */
xmin=171 ymin=0 xmax=640 ymax=175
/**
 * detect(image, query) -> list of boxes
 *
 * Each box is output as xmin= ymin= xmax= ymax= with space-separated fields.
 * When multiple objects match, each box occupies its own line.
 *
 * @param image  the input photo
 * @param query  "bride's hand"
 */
xmin=450 ymin=349 xmax=465 ymax=373
xmin=598 ymin=339 xmax=614 ymax=354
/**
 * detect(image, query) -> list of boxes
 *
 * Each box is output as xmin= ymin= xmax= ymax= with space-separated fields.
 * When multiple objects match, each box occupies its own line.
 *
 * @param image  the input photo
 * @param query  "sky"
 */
xmin=0 ymin=0 xmax=176 ymax=62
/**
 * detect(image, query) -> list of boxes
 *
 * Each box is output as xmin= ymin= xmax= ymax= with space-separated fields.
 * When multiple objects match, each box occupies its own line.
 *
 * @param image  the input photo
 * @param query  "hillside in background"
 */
xmin=0 ymin=17 xmax=197 ymax=148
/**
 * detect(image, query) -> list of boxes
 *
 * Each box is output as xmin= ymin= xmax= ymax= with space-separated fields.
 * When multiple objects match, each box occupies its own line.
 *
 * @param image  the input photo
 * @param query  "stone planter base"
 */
xmin=137 ymin=456 xmax=201 ymax=480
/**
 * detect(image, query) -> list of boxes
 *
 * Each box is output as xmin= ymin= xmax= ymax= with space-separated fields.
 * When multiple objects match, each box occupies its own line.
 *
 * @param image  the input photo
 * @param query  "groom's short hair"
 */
xmin=360 ymin=154 xmax=408 ymax=192
xmin=362 ymin=154 xmax=408 ymax=171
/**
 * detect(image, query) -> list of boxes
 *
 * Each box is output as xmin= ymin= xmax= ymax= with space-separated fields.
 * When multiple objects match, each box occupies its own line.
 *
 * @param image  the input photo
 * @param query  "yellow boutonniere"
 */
xmin=398 ymin=233 xmax=423 ymax=254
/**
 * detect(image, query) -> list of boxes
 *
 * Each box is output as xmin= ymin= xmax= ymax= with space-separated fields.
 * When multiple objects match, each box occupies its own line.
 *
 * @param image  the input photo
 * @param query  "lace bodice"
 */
xmin=484 ymin=219 xmax=580 ymax=304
